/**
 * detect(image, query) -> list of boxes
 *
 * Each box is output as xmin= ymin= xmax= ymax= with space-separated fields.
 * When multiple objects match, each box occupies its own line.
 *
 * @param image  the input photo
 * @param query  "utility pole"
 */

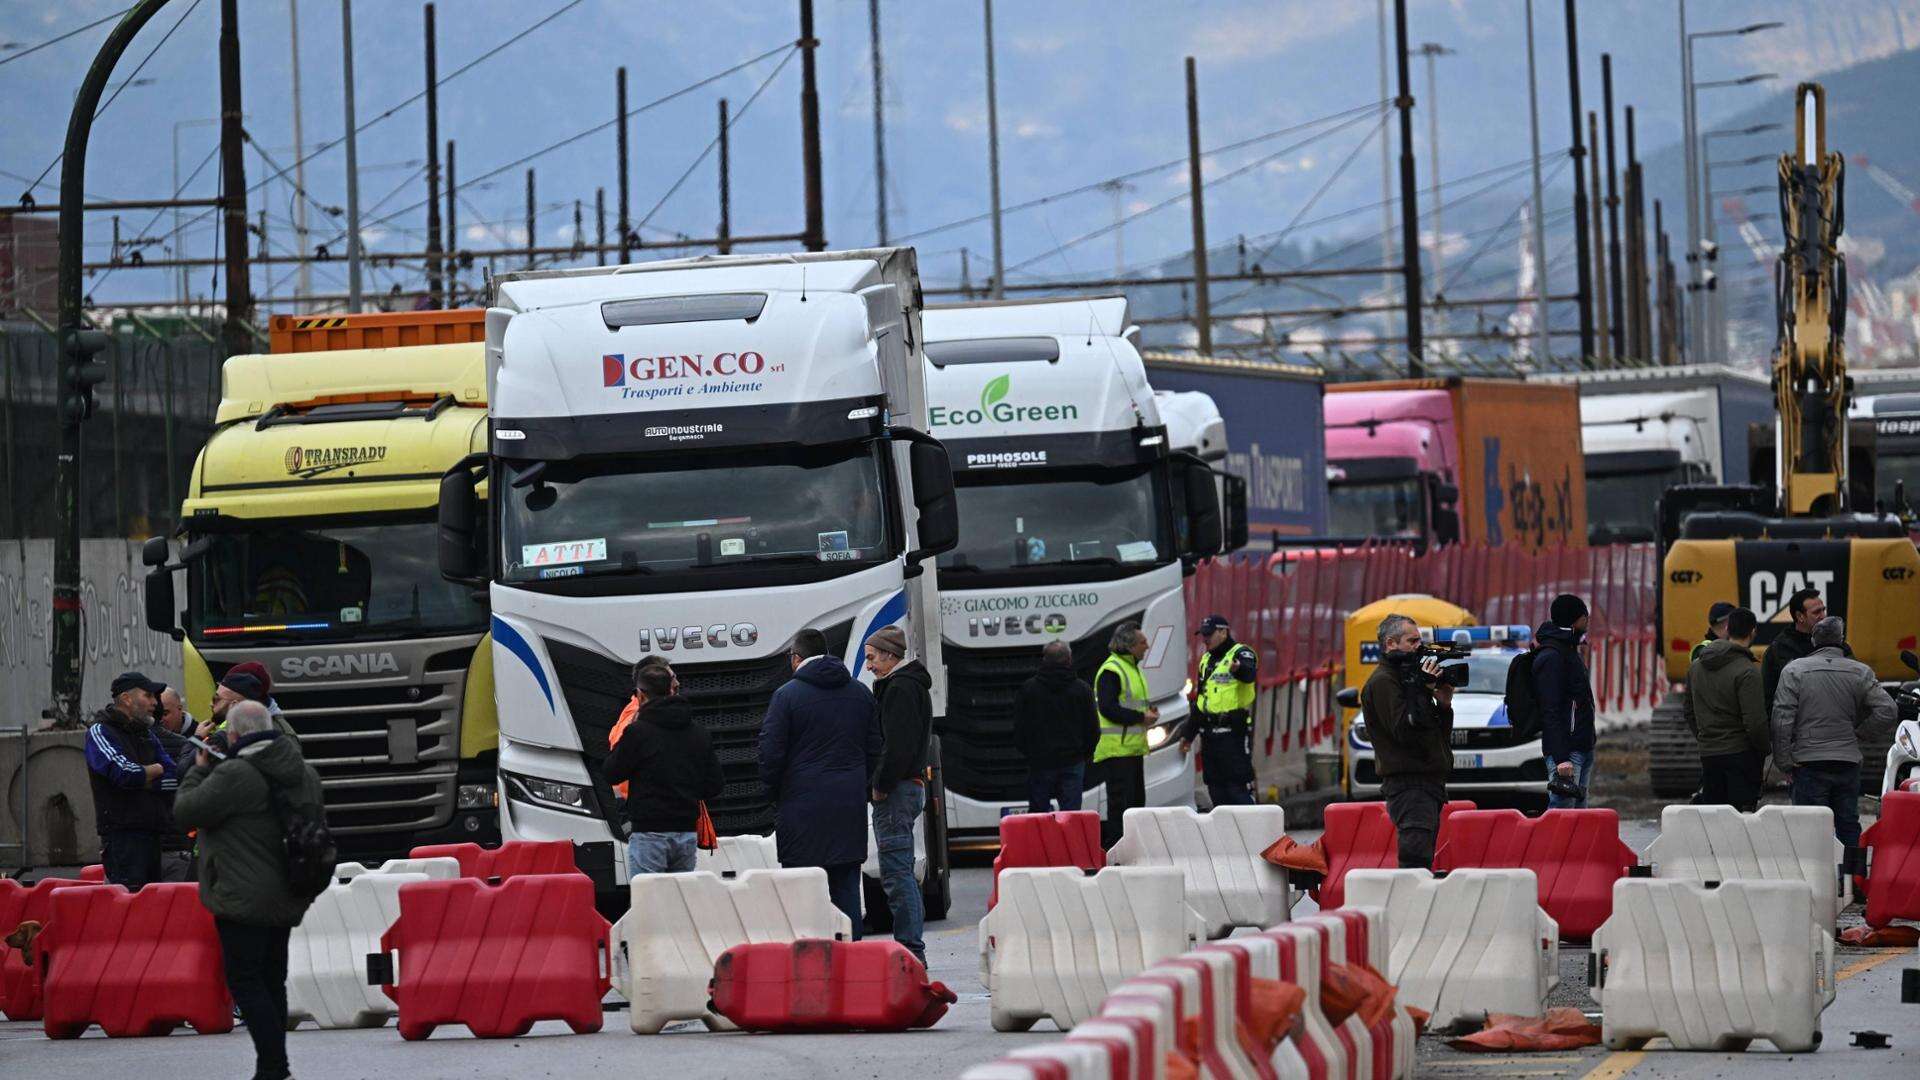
xmin=868 ymin=0 xmax=889 ymax=245
xmin=423 ymin=3 xmax=442 ymax=308
xmin=54 ymin=0 xmax=171 ymax=728
xmin=799 ymin=0 xmax=825 ymax=251
xmin=288 ymin=0 xmax=310 ymax=310
xmin=1677 ymin=0 xmax=1699 ymax=363
xmin=616 ymin=67 xmax=631 ymax=263
xmin=1563 ymin=0 xmax=1595 ymax=362
xmin=444 ymin=139 xmax=457 ymax=304
xmin=983 ymin=0 xmax=1004 ymax=296
xmin=1377 ymin=0 xmax=1397 ymax=345
xmin=1392 ymin=0 xmax=1424 ymax=374
xmin=1588 ymin=111 xmax=1611 ymax=365
xmin=1416 ymin=42 xmax=1454 ymax=298
xmin=594 ymin=187 xmax=606 ymax=266
xmin=524 ymin=169 xmax=535 ymax=269
xmin=341 ymin=0 xmax=364 ymax=312
xmin=1601 ymin=53 xmax=1625 ymax=357
xmin=718 ymin=98 xmax=732 ymax=254
xmin=1655 ymin=198 xmax=1674 ymax=363
xmin=219 ymin=0 xmax=253 ymax=357
xmin=1524 ymin=0 xmax=1551 ymax=365
xmin=1625 ymin=106 xmax=1651 ymax=360
xmin=1184 ymin=57 xmax=1212 ymax=355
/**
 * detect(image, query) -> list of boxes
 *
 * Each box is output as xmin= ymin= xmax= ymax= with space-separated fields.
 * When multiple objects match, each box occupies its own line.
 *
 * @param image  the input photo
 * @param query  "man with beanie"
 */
xmin=1690 ymin=601 xmax=1736 ymax=662
xmin=1533 ymin=593 xmax=1597 ymax=808
xmin=84 ymin=671 xmax=177 ymax=889
xmin=210 ymin=668 xmax=299 ymax=745
xmin=1013 ymin=639 xmax=1099 ymax=813
xmin=1761 ymin=588 xmax=1826 ymax=717
xmin=863 ymin=624 xmax=932 ymax=964
xmin=1178 ymin=615 xmax=1260 ymax=808
xmin=602 ymin=662 xmax=723 ymax=874
xmin=1683 ymin=607 xmax=1769 ymax=811
xmin=1772 ymin=616 xmax=1896 ymax=848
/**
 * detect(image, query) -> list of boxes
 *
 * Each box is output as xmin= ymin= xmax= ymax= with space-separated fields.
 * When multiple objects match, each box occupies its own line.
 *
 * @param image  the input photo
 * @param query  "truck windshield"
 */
xmin=190 ymin=516 xmax=486 ymax=644
xmin=499 ymin=442 xmax=893 ymax=583
xmin=937 ymin=464 xmax=1171 ymax=574
xmin=1586 ymin=469 xmax=1679 ymax=543
xmin=1879 ymin=447 xmax=1920 ymax=512
xmin=1328 ymin=478 xmax=1423 ymax=539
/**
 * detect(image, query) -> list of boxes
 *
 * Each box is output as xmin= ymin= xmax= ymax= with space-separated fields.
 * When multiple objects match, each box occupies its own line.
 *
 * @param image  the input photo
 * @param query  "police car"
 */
xmin=1347 ymin=625 xmax=1550 ymax=798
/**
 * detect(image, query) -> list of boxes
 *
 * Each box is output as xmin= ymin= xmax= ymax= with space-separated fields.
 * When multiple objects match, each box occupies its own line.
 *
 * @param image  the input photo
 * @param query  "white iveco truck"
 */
xmin=438 ymin=249 xmax=959 ymax=913
xmin=922 ymin=297 xmax=1243 ymax=837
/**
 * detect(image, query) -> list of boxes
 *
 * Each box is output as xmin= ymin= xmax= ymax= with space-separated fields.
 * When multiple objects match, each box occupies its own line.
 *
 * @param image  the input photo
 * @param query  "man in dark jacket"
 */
xmin=84 ymin=671 xmax=177 ymax=889
xmin=1533 ymin=593 xmax=1597 ymax=808
xmin=174 ymin=700 xmax=326 ymax=1080
xmin=1771 ymin=616 xmax=1897 ymax=848
xmin=863 ymin=625 xmax=932 ymax=964
xmin=151 ymin=685 xmax=199 ymax=881
xmin=1360 ymin=614 xmax=1455 ymax=869
xmin=1761 ymin=588 xmax=1825 ymax=717
xmin=1683 ymin=607 xmax=1769 ymax=811
xmin=1178 ymin=614 xmax=1259 ymax=808
xmin=1013 ymin=639 xmax=1099 ymax=813
xmin=759 ymin=627 xmax=882 ymax=935
xmin=603 ymin=663 xmax=724 ymax=875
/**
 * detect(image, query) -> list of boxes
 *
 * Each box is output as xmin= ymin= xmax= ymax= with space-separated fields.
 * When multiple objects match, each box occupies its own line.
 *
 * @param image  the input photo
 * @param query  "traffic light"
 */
xmin=61 ymin=328 xmax=110 ymax=422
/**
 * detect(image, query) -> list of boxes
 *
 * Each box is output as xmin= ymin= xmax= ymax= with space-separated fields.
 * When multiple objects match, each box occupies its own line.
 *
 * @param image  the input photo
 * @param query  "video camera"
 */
xmin=1415 ymin=642 xmax=1472 ymax=687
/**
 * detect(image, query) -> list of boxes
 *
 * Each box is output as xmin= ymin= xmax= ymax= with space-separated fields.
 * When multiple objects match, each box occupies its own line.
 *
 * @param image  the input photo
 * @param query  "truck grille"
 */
xmin=544 ymin=630 xmax=849 ymax=838
xmin=939 ymin=616 xmax=1132 ymax=803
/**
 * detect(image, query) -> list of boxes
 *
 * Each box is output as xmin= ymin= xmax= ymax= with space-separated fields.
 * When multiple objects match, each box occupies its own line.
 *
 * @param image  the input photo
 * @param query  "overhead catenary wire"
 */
xmin=0 ymin=5 xmax=136 ymax=68
xmin=632 ymin=44 xmax=797 ymax=235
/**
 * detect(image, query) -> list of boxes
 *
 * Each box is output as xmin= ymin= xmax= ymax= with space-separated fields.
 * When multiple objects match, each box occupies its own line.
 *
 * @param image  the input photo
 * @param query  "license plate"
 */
xmin=1453 ymin=753 xmax=1483 ymax=769
xmin=1000 ymin=805 xmax=1026 ymax=818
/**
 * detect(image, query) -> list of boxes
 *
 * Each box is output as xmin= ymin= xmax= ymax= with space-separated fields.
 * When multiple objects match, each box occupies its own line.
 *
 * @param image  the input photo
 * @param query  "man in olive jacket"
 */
xmin=174 ymin=700 xmax=325 ymax=1080
xmin=1682 ymin=607 xmax=1769 ymax=811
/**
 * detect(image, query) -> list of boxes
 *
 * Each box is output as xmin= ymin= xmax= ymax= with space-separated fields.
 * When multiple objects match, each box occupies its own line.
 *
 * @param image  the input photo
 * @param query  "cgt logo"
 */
xmin=603 ymin=352 xmax=767 ymax=386
xmin=1886 ymin=565 xmax=1916 ymax=582
xmin=1668 ymin=569 xmax=1703 ymax=584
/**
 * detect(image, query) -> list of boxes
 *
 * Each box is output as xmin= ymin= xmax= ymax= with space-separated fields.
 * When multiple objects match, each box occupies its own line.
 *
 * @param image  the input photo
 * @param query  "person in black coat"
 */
xmin=865 ymin=625 xmax=933 ymax=963
xmin=1760 ymin=588 xmax=1825 ymax=716
xmin=1013 ymin=639 xmax=1099 ymax=813
xmin=758 ymin=627 xmax=882 ymax=935
xmin=1533 ymin=593 xmax=1597 ymax=808
xmin=84 ymin=671 xmax=177 ymax=890
xmin=603 ymin=663 xmax=724 ymax=875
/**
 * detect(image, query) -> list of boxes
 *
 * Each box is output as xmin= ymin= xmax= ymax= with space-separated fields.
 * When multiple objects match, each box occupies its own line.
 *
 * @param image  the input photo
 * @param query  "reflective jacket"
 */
xmin=1093 ymin=653 xmax=1151 ymax=762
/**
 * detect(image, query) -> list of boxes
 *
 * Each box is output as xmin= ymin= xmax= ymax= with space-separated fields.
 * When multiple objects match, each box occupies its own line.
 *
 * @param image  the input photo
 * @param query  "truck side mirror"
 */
xmin=1220 ymin=472 xmax=1249 ymax=553
xmin=144 ymin=565 xmax=180 ymax=640
xmin=905 ymin=439 xmax=959 ymax=563
xmin=1176 ymin=454 xmax=1223 ymax=558
xmin=1430 ymin=476 xmax=1462 ymax=547
xmin=1335 ymin=686 xmax=1360 ymax=709
xmin=439 ymin=458 xmax=486 ymax=585
xmin=141 ymin=535 xmax=170 ymax=567
xmin=1903 ymin=649 xmax=1919 ymax=674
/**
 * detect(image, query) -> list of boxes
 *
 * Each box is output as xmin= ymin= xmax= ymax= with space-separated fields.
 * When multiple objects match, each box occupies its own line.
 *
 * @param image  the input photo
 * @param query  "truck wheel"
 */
xmin=922 ymin=734 xmax=953 ymax=921
xmin=1647 ymin=691 xmax=1700 ymax=799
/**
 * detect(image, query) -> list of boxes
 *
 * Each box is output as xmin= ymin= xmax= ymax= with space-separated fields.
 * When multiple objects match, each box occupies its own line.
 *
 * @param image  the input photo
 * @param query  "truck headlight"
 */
xmin=1350 ymin=720 xmax=1369 ymax=745
xmin=503 ymin=771 xmax=594 ymax=815
xmin=1147 ymin=724 xmax=1172 ymax=749
xmin=457 ymin=783 xmax=498 ymax=811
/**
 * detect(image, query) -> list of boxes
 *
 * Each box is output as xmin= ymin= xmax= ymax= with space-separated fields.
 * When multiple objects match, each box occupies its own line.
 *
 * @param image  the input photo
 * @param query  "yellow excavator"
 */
xmin=1649 ymin=83 xmax=1920 ymax=798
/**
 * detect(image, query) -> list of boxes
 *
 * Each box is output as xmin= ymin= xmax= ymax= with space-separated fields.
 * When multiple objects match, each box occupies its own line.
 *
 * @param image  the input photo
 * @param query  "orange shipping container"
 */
xmin=269 ymin=308 xmax=486 ymax=354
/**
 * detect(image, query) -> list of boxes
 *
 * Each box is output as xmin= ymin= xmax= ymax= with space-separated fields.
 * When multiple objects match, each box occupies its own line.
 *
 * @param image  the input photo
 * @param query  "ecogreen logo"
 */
xmin=930 ymin=374 xmax=1080 ymax=427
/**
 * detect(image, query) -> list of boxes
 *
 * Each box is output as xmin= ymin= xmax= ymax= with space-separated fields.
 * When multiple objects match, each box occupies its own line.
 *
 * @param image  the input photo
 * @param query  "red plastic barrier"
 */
xmin=1315 ymin=799 xmax=1474 ymax=908
xmin=1431 ymin=808 xmax=1636 ymax=941
xmin=78 ymin=865 xmax=104 ymax=882
xmin=709 ymin=938 xmax=956 ymax=1032
xmin=1301 ymin=912 xmax=1403 ymax=1080
xmin=1130 ymin=968 xmax=1226 ymax=1079
xmin=991 ymin=810 xmax=1106 ymax=908
xmin=380 ymin=873 xmax=610 ymax=1039
xmin=0 ymin=877 xmax=86 ymax=1020
xmin=1074 ymin=1012 xmax=1159 ymax=1080
xmin=1863 ymin=790 xmax=1920 ymax=929
xmin=36 ymin=883 xmax=233 ymax=1038
xmin=408 ymin=839 xmax=579 ymax=882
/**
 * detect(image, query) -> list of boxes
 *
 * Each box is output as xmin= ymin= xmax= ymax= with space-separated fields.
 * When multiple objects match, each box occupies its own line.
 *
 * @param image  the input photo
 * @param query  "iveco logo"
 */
xmin=279 ymin=652 xmax=401 ymax=679
xmin=638 ymin=623 xmax=759 ymax=651
xmin=967 ymin=613 xmax=1069 ymax=638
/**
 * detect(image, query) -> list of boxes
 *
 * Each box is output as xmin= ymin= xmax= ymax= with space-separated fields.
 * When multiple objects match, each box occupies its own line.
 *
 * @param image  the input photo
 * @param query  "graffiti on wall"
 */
xmin=0 ymin=541 xmax=182 ymax=725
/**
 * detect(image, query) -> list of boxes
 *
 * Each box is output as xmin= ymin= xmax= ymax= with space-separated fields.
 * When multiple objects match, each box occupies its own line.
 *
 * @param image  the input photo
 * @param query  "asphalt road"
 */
xmin=4 ymin=818 xmax=1916 ymax=1079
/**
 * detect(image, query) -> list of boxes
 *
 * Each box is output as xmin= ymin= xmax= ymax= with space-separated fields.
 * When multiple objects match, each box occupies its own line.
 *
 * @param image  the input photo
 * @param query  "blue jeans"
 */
xmin=873 ymin=780 xmax=926 ymax=962
xmin=825 ymin=863 xmax=863 ymax=940
xmin=1026 ymin=763 xmax=1086 ymax=813
xmin=1790 ymin=761 xmax=1862 ymax=848
xmin=1546 ymin=749 xmax=1594 ymax=809
xmin=627 ymin=831 xmax=697 ymax=875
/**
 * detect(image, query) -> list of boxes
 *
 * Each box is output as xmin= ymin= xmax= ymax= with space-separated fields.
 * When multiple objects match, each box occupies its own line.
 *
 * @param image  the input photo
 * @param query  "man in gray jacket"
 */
xmin=1770 ymin=616 xmax=1896 ymax=847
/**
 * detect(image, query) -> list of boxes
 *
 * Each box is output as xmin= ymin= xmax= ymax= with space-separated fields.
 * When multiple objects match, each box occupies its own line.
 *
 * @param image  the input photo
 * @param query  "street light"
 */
xmin=1707 ymin=122 xmax=1783 ymax=140
xmin=1696 ymin=72 xmax=1777 ymax=90
xmin=1708 ymin=153 xmax=1773 ymax=170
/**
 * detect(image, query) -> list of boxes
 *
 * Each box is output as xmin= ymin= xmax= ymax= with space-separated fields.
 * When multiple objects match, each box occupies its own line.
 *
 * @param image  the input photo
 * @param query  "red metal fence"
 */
xmin=1184 ymin=543 xmax=1664 ymax=726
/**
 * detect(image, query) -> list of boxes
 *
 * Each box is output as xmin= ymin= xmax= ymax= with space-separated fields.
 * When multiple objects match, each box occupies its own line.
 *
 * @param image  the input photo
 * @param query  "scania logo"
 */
xmin=1668 ymin=569 xmax=1702 ymax=584
xmin=638 ymin=623 xmax=759 ymax=651
xmin=279 ymin=652 xmax=401 ymax=679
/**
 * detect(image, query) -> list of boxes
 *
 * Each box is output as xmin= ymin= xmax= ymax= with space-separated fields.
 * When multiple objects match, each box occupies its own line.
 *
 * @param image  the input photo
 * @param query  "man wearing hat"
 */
xmin=1690 ymin=602 xmax=1735 ymax=662
xmin=1533 ymin=594 xmax=1597 ymax=808
xmin=863 ymin=625 xmax=932 ymax=964
xmin=83 ymin=671 xmax=178 ymax=889
xmin=210 ymin=667 xmax=299 ymax=745
xmin=1179 ymin=615 xmax=1260 ymax=807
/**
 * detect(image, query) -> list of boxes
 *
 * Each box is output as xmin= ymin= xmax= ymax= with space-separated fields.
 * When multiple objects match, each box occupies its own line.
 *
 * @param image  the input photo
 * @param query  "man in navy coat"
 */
xmin=759 ymin=627 xmax=884 ymax=933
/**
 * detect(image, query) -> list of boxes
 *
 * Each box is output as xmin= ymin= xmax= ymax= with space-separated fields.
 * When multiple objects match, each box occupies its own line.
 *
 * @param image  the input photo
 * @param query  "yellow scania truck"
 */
xmin=143 ymin=310 xmax=499 ymax=859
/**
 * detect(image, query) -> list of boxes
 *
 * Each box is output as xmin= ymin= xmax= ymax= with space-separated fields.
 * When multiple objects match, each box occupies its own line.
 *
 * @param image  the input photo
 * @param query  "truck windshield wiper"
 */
xmin=1055 ymin=555 xmax=1124 ymax=567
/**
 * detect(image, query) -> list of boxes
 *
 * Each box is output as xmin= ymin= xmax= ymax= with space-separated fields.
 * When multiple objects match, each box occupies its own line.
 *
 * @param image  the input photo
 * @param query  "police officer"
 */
xmin=1179 ymin=614 xmax=1258 ymax=807
xmin=1093 ymin=622 xmax=1156 ymax=846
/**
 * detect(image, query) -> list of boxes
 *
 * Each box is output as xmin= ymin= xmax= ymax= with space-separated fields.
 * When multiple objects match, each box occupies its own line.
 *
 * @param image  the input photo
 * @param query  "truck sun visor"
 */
xmin=924 ymin=336 xmax=1060 ymax=367
xmin=601 ymin=292 xmax=767 ymax=329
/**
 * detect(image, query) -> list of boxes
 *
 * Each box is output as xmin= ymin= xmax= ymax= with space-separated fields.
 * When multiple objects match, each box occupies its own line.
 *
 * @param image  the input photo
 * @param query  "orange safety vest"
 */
xmin=607 ymin=695 xmax=640 ymax=798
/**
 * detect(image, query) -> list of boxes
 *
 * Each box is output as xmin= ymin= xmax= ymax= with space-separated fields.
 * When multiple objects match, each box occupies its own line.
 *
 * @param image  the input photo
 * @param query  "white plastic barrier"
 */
xmin=1643 ymin=804 xmax=1848 ymax=929
xmin=1072 ymin=1016 xmax=1165 ymax=1080
xmin=287 ymin=870 xmax=427 ymax=1028
xmin=1344 ymin=868 xmax=1559 ymax=1029
xmin=1267 ymin=922 xmax=1377 ymax=1080
xmin=1100 ymin=992 xmax=1182 ymax=1080
xmin=1299 ymin=911 xmax=1414 ymax=1080
xmin=1108 ymin=805 xmax=1292 ymax=937
xmin=1159 ymin=952 xmax=1264 ymax=1080
xmin=959 ymin=1043 xmax=1117 ymax=1080
xmin=1198 ymin=938 xmax=1311 ymax=1080
xmin=621 ymin=868 xmax=850 ymax=1033
xmin=981 ymin=865 xmax=1203 ymax=1032
xmin=1592 ymin=878 xmax=1834 ymax=1053
xmin=328 ymin=856 xmax=462 ymax=881
xmin=694 ymin=833 xmax=780 ymax=876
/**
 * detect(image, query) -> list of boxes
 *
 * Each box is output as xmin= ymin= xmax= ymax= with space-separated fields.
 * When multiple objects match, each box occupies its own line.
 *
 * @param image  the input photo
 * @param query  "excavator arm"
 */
xmin=1774 ymin=82 xmax=1850 ymax=516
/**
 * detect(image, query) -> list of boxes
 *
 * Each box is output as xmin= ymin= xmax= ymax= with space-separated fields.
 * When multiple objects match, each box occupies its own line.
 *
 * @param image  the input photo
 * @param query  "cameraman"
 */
xmin=1360 ymin=613 xmax=1456 ymax=869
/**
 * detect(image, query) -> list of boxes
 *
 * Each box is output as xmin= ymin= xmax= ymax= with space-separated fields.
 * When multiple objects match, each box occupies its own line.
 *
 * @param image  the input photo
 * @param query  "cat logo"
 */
xmin=284 ymin=446 xmax=304 ymax=474
xmin=1747 ymin=569 xmax=1836 ymax=621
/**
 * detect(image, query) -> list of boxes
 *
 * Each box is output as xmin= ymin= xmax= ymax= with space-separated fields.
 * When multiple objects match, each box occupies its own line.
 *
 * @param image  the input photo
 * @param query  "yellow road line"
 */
xmin=1835 ymin=947 xmax=1909 ymax=981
